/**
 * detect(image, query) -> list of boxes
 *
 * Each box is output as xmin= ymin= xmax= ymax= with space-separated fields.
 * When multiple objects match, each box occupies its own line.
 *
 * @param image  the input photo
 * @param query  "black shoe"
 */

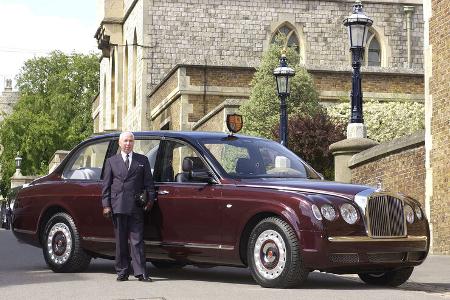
xmin=136 ymin=274 xmax=152 ymax=282
xmin=116 ymin=274 xmax=129 ymax=281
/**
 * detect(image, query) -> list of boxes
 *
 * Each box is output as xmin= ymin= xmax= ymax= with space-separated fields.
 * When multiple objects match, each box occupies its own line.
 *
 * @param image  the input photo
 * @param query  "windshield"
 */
xmin=200 ymin=136 xmax=320 ymax=179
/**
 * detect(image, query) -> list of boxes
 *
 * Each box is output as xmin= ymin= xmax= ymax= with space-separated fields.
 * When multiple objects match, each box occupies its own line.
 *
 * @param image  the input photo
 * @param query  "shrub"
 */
xmin=326 ymin=99 xmax=425 ymax=143
xmin=273 ymin=111 xmax=346 ymax=180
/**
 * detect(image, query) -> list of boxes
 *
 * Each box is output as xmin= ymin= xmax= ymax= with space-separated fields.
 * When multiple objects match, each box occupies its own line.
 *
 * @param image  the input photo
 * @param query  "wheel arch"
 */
xmin=37 ymin=205 xmax=70 ymax=245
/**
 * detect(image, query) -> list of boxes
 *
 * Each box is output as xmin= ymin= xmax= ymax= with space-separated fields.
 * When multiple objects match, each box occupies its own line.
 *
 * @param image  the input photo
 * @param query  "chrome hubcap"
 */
xmin=47 ymin=223 xmax=72 ymax=264
xmin=253 ymin=230 xmax=286 ymax=280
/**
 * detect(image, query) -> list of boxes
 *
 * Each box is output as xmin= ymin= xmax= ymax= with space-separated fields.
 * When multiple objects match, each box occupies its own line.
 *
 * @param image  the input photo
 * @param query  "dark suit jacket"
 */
xmin=102 ymin=152 xmax=156 ymax=215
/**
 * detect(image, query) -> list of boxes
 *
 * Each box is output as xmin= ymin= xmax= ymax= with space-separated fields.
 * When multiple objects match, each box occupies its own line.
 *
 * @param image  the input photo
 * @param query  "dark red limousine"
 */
xmin=10 ymin=131 xmax=429 ymax=288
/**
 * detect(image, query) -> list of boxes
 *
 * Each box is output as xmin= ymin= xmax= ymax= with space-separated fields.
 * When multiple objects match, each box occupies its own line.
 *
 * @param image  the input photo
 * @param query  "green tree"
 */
xmin=239 ymin=36 xmax=321 ymax=139
xmin=0 ymin=51 xmax=99 ymax=196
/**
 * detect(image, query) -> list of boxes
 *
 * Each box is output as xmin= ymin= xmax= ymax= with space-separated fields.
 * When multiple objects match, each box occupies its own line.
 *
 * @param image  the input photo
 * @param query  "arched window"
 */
xmin=364 ymin=31 xmax=381 ymax=67
xmin=271 ymin=24 xmax=300 ymax=53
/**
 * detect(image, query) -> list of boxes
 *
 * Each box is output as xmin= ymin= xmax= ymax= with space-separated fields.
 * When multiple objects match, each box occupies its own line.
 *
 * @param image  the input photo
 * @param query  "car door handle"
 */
xmin=157 ymin=190 xmax=169 ymax=195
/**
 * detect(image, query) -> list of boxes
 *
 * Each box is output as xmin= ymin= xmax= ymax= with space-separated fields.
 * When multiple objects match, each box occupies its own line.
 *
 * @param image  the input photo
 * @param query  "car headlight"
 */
xmin=414 ymin=205 xmax=423 ymax=220
xmin=340 ymin=203 xmax=358 ymax=224
xmin=311 ymin=204 xmax=322 ymax=220
xmin=321 ymin=204 xmax=336 ymax=221
xmin=404 ymin=204 xmax=415 ymax=224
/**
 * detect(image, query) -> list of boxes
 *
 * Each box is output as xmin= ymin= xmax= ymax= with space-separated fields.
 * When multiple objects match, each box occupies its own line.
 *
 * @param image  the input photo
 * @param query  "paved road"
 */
xmin=0 ymin=229 xmax=449 ymax=300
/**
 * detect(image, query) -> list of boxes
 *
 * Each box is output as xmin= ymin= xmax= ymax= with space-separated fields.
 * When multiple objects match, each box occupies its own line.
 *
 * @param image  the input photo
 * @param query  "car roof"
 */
xmin=88 ymin=131 xmax=265 ymax=143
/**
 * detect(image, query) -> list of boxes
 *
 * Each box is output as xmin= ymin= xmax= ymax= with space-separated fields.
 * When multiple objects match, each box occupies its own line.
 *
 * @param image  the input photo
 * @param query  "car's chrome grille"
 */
xmin=367 ymin=195 xmax=405 ymax=237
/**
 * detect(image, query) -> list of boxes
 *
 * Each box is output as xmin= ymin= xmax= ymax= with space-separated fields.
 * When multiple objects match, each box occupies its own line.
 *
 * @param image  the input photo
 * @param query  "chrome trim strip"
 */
xmin=13 ymin=228 xmax=35 ymax=235
xmin=328 ymin=236 xmax=427 ymax=243
xmin=235 ymin=184 xmax=352 ymax=200
xmin=83 ymin=237 xmax=115 ymax=243
xmin=82 ymin=237 xmax=234 ymax=250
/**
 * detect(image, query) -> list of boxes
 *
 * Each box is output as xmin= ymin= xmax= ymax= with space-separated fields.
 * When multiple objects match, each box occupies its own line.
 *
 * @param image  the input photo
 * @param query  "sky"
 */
xmin=0 ymin=0 xmax=100 ymax=92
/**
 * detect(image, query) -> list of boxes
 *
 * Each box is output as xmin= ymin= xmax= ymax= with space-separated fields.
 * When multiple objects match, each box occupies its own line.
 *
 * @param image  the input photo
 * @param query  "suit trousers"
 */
xmin=113 ymin=212 xmax=146 ymax=277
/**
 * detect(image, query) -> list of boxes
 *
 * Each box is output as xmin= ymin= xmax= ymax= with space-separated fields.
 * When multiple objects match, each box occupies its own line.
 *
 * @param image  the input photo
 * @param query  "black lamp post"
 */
xmin=343 ymin=0 xmax=372 ymax=127
xmin=273 ymin=52 xmax=295 ymax=147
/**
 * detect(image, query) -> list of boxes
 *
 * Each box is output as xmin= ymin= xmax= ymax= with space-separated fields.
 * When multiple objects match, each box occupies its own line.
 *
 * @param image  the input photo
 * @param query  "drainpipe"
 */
xmin=404 ymin=6 xmax=415 ymax=68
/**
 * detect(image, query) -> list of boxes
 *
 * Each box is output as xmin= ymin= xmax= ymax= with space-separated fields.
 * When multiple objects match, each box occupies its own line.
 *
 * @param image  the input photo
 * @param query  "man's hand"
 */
xmin=103 ymin=207 xmax=112 ymax=218
xmin=144 ymin=201 xmax=153 ymax=212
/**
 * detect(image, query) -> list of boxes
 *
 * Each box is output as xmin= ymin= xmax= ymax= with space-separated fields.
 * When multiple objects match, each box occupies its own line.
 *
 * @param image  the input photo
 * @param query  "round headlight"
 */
xmin=414 ymin=205 xmax=423 ymax=220
xmin=311 ymin=204 xmax=322 ymax=220
xmin=321 ymin=204 xmax=336 ymax=221
xmin=404 ymin=204 xmax=415 ymax=224
xmin=340 ymin=203 xmax=359 ymax=224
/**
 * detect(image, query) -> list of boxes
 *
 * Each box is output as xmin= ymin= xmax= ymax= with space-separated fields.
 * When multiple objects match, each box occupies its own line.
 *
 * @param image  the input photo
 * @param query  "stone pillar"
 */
xmin=329 ymin=138 xmax=378 ymax=183
xmin=48 ymin=150 xmax=70 ymax=174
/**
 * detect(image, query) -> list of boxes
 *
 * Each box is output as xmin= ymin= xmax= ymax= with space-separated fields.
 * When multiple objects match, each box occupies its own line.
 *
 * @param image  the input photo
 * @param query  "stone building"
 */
xmin=93 ymin=0 xmax=424 ymax=133
xmin=423 ymin=0 xmax=449 ymax=254
xmin=0 ymin=79 xmax=19 ymax=123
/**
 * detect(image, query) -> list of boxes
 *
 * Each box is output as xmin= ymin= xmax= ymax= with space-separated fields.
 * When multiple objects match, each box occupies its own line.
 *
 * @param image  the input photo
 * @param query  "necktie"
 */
xmin=125 ymin=154 xmax=130 ymax=170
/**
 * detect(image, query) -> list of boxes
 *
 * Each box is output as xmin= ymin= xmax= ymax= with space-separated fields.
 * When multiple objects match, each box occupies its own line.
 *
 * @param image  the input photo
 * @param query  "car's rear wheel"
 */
xmin=247 ymin=217 xmax=308 ymax=288
xmin=358 ymin=267 xmax=414 ymax=286
xmin=42 ymin=212 xmax=91 ymax=272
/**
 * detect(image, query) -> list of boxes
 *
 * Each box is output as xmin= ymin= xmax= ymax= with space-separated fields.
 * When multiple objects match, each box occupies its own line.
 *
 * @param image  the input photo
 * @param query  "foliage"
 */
xmin=0 ymin=51 xmax=99 ymax=196
xmin=273 ymin=111 xmax=346 ymax=180
xmin=239 ymin=35 xmax=321 ymax=139
xmin=326 ymin=99 xmax=425 ymax=143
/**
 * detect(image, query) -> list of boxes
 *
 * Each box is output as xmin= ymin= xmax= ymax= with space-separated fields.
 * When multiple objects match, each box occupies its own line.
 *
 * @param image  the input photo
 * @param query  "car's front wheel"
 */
xmin=358 ymin=267 xmax=414 ymax=286
xmin=42 ymin=212 xmax=91 ymax=272
xmin=247 ymin=217 xmax=309 ymax=288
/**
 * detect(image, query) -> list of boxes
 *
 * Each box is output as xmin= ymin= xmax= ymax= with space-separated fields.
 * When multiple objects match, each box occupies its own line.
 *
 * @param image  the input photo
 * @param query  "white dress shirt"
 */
xmin=121 ymin=151 xmax=133 ymax=169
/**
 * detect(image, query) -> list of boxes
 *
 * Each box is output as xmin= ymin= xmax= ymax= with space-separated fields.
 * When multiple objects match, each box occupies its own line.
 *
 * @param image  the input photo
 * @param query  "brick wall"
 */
xmin=186 ymin=67 xmax=254 ymax=88
xmin=350 ymin=132 xmax=425 ymax=207
xmin=149 ymin=71 xmax=178 ymax=110
xmin=428 ymin=0 xmax=450 ymax=254
xmin=311 ymin=71 xmax=424 ymax=95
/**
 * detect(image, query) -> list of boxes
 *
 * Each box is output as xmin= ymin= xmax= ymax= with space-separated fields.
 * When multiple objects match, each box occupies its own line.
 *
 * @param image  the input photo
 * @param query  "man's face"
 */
xmin=119 ymin=133 xmax=134 ymax=154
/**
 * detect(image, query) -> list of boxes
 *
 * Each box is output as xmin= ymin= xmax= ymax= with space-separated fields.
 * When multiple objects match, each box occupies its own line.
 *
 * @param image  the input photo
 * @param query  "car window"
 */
xmin=63 ymin=141 xmax=110 ymax=180
xmin=116 ymin=139 xmax=160 ymax=173
xmin=155 ymin=140 xmax=209 ymax=183
xmin=204 ymin=143 xmax=249 ymax=174
xmin=201 ymin=137 xmax=310 ymax=179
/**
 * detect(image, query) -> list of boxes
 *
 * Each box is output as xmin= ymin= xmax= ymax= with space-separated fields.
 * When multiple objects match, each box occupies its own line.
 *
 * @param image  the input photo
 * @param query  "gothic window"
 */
xmin=271 ymin=24 xmax=300 ymax=53
xmin=364 ymin=31 xmax=381 ymax=67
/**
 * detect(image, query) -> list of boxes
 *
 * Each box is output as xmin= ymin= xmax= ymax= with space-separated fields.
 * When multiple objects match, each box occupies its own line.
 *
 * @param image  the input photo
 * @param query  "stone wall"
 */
xmin=349 ymin=131 xmax=425 ymax=207
xmin=146 ymin=0 xmax=424 ymax=89
xmin=424 ymin=0 xmax=450 ymax=255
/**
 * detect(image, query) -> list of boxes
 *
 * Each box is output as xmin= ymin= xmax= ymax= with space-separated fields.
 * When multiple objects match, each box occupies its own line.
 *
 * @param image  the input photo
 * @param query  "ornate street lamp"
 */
xmin=15 ymin=152 xmax=22 ymax=171
xmin=343 ymin=0 xmax=373 ymax=137
xmin=273 ymin=51 xmax=295 ymax=147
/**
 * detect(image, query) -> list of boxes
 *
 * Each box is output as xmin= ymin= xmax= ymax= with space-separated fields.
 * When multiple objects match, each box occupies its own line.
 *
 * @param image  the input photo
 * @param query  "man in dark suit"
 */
xmin=102 ymin=131 xmax=155 ymax=282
